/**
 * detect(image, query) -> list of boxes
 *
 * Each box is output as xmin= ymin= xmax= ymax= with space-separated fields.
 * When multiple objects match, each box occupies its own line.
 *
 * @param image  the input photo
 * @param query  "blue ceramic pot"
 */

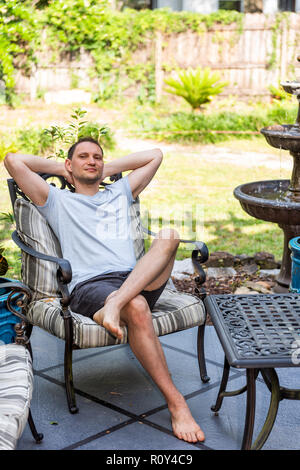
xmin=289 ymin=236 xmax=300 ymax=293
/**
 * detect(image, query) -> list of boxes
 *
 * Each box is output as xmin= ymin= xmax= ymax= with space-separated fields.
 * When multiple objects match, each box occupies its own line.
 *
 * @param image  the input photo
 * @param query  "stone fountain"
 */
xmin=234 ymin=56 xmax=300 ymax=292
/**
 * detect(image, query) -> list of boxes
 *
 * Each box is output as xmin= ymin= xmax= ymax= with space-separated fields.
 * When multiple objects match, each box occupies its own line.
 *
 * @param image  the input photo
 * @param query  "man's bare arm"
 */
xmin=4 ymin=153 xmax=69 ymax=206
xmin=102 ymin=148 xmax=163 ymax=199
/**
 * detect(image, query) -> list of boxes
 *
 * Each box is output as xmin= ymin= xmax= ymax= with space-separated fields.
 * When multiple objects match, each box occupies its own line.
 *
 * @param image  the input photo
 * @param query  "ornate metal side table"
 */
xmin=204 ymin=293 xmax=300 ymax=450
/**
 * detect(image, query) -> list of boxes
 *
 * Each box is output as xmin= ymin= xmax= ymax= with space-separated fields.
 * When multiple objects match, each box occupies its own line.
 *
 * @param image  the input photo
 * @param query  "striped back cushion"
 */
xmin=14 ymin=198 xmax=62 ymax=300
xmin=14 ymin=195 xmax=145 ymax=300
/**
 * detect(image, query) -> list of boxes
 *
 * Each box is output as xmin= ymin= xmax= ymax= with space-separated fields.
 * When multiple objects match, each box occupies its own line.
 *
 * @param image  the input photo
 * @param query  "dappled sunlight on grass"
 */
xmin=203 ymin=212 xmax=283 ymax=259
xmin=140 ymin=152 xmax=289 ymax=260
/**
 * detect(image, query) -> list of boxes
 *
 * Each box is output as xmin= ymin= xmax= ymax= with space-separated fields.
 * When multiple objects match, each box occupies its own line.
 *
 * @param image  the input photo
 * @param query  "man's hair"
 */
xmin=67 ymin=137 xmax=104 ymax=160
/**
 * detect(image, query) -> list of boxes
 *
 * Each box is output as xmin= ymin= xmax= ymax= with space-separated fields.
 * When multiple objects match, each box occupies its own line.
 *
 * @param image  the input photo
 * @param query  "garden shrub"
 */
xmin=164 ymin=67 xmax=228 ymax=111
xmin=131 ymin=102 xmax=298 ymax=144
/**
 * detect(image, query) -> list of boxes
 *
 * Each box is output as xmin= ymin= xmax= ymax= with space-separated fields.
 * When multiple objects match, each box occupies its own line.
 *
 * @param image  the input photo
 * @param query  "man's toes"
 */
xmin=117 ymin=330 xmax=123 ymax=341
xmin=102 ymin=320 xmax=123 ymax=340
xmin=190 ymin=432 xmax=198 ymax=443
xmin=196 ymin=430 xmax=205 ymax=442
xmin=114 ymin=326 xmax=123 ymax=341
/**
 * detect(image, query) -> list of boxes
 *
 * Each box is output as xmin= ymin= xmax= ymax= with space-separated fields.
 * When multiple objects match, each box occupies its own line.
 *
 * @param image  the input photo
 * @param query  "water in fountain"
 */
xmin=251 ymin=187 xmax=291 ymax=202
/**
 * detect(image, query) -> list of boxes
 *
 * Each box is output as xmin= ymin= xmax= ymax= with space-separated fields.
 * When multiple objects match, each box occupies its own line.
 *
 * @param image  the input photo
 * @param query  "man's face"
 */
xmin=66 ymin=141 xmax=104 ymax=185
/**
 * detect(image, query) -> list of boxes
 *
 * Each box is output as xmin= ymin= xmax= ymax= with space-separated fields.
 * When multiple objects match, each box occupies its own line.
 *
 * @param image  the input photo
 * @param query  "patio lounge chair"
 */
xmin=7 ymin=173 xmax=210 ymax=414
xmin=0 ymin=281 xmax=43 ymax=449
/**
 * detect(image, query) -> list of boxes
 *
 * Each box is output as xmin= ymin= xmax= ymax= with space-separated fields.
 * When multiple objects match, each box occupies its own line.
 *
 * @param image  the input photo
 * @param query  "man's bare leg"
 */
xmin=119 ymin=295 xmax=205 ymax=443
xmin=93 ymin=228 xmax=180 ymax=340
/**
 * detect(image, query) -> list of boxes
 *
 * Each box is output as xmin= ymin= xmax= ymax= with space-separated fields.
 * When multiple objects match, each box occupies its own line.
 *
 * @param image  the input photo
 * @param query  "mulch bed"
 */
xmin=172 ymin=272 xmax=276 ymax=325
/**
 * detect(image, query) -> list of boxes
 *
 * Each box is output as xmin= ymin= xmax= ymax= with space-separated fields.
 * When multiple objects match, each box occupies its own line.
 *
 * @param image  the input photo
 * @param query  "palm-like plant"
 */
xmin=164 ymin=67 xmax=228 ymax=111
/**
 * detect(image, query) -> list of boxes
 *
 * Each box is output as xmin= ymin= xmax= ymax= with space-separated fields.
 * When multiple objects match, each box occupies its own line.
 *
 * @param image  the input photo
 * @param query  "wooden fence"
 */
xmin=15 ymin=13 xmax=300 ymax=99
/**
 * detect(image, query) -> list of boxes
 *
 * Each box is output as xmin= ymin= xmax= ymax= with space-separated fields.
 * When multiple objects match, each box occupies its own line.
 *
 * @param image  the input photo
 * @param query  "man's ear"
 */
xmin=65 ymin=158 xmax=72 ymax=172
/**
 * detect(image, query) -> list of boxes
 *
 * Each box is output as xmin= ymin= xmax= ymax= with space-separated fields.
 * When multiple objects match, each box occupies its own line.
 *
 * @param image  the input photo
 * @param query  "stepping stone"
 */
xmin=259 ymin=269 xmax=280 ymax=278
xmin=244 ymin=281 xmax=271 ymax=294
xmin=234 ymin=286 xmax=258 ymax=295
xmin=206 ymin=267 xmax=237 ymax=279
xmin=171 ymin=258 xmax=195 ymax=280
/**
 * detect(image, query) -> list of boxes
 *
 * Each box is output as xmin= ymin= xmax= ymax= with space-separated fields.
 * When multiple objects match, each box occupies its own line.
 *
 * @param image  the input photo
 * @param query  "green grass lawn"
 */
xmin=139 ymin=150 xmax=289 ymax=261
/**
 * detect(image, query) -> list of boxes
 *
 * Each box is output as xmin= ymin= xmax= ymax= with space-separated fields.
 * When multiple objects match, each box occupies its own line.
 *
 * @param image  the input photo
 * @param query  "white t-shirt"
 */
xmin=36 ymin=176 xmax=137 ymax=293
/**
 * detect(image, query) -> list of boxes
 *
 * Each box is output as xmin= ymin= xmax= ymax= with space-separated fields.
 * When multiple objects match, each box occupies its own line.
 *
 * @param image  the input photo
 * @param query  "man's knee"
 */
xmin=122 ymin=295 xmax=151 ymax=327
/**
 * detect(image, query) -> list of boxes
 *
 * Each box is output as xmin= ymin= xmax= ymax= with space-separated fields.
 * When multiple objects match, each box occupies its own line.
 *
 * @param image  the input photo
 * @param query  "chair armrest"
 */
xmin=3 ymin=281 xmax=35 ymax=347
xmin=185 ymin=241 xmax=208 ymax=285
xmin=182 ymin=240 xmax=209 ymax=263
xmin=12 ymin=230 xmax=72 ymax=285
xmin=3 ymin=281 xmax=32 ymax=323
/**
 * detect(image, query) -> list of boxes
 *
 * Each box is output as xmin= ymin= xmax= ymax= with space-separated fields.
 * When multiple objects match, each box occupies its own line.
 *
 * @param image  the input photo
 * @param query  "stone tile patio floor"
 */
xmin=17 ymin=325 xmax=300 ymax=451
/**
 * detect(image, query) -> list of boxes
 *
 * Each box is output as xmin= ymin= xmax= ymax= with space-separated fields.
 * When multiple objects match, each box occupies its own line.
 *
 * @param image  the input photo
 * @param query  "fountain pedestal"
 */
xmin=289 ymin=151 xmax=300 ymax=201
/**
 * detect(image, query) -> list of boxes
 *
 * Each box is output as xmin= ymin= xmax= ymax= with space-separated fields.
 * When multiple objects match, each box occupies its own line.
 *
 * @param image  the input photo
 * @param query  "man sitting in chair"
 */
xmin=4 ymin=138 xmax=205 ymax=443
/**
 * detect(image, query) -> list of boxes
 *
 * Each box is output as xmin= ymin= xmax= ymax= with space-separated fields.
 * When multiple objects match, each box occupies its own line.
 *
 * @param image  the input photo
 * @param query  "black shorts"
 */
xmin=69 ymin=271 xmax=167 ymax=319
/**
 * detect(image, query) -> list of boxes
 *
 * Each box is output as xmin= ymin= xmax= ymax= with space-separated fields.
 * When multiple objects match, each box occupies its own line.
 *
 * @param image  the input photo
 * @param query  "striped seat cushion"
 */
xmin=26 ymin=288 xmax=206 ymax=349
xmin=14 ymin=196 xmax=145 ymax=300
xmin=0 ymin=344 xmax=33 ymax=450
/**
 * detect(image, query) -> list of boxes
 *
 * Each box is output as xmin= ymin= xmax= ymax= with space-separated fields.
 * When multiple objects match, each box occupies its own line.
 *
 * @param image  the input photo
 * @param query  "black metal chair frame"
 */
xmin=7 ymin=173 xmax=210 ymax=414
xmin=3 ymin=281 xmax=43 ymax=444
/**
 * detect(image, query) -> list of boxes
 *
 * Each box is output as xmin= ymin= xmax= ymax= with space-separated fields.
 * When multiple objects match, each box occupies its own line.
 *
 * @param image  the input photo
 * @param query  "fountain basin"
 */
xmin=234 ymin=179 xmax=300 ymax=225
xmin=234 ymin=179 xmax=300 ymax=291
xmin=261 ymin=125 xmax=300 ymax=153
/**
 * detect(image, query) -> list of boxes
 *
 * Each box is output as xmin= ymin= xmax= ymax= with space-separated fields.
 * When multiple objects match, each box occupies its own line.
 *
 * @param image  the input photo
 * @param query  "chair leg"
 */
xmin=62 ymin=311 xmax=79 ymax=414
xmin=197 ymin=324 xmax=210 ymax=383
xmin=28 ymin=410 xmax=43 ymax=443
xmin=64 ymin=341 xmax=79 ymax=414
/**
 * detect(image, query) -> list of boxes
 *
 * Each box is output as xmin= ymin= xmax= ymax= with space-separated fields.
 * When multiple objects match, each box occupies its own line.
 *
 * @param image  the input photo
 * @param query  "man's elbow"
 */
xmin=4 ymin=153 xmax=19 ymax=175
xmin=154 ymin=148 xmax=163 ymax=164
xmin=4 ymin=153 xmax=13 ymax=170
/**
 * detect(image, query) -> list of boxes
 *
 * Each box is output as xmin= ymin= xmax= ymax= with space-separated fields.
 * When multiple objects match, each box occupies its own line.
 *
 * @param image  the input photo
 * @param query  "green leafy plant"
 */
xmin=0 ymin=212 xmax=15 ymax=225
xmin=93 ymin=79 xmax=119 ymax=104
xmin=0 ymin=0 xmax=38 ymax=105
xmin=43 ymin=108 xmax=115 ymax=160
xmin=268 ymin=83 xmax=292 ymax=101
xmin=17 ymin=127 xmax=54 ymax=155
xmin=164 ymin=67 xmax=228 ymax=111
xmin=130 ymin=100 xmax=298 ymax=144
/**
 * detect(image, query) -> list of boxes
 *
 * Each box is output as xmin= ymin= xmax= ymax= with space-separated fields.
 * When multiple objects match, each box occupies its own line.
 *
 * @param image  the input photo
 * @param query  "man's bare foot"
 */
xmin=93 ymin=297 xmax=123 ymax=341
xmin=169 ymin=397 xmax=205 ymax=443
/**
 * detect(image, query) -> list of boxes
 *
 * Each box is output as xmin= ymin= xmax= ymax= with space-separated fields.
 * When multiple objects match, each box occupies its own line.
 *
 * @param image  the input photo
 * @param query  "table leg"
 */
xmin=211 ymin=355 xmax=230 ymax=414
xmin=211 ymin=356 xmax=256 ymax=414
xmin=250 ymin=368 xmax=280 ymax=450
xmin=241 ymin=368 xmax=257 ymax=450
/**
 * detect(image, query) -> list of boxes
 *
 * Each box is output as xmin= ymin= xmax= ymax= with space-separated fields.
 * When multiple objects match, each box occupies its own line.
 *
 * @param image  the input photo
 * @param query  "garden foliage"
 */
xmin=0 ymin=0 xmax=38 ymax=104
xmin=0 ymin=108 xmax=115 ymax=161
xmin=164 ymin=67 xmax=228 ymax=110
xmin=43 ymin=107 xmax=114 ymax=160
xmin=130 ymin=101 xmax=298 ymax=144
xmin=0 ymin=1 xmax=244 ymax=103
